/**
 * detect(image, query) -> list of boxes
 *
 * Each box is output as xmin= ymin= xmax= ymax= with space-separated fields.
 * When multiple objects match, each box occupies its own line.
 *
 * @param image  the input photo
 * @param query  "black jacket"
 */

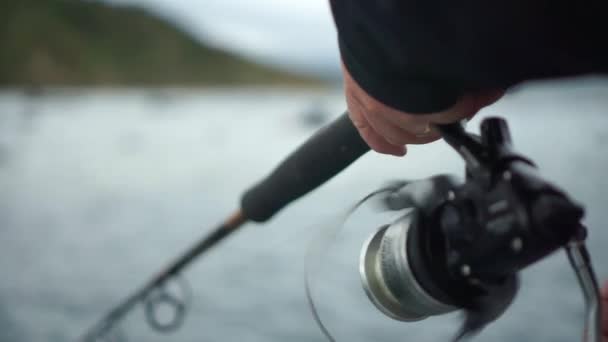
xmin=330 ymin=0 xmax=608 ymax=113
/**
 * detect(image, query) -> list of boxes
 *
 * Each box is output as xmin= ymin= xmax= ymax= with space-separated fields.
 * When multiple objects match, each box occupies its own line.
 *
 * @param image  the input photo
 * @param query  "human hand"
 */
xmin=342 ymin=63 xmax=504 ymax=156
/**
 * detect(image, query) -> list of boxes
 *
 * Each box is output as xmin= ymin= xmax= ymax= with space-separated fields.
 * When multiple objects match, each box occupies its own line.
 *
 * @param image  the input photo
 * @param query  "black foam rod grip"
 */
xmin=241 ymin=112 xmax=370 ymax=222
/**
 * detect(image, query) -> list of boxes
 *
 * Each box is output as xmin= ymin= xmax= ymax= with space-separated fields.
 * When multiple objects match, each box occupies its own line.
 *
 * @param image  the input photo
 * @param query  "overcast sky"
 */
xmin=104 ymin=0 xmax=341 ymax=77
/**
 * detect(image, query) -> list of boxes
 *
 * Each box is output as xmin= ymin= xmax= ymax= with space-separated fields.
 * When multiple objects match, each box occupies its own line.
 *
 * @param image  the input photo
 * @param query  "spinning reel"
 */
xmin=358 ymin=118 xmax=602 ymax=341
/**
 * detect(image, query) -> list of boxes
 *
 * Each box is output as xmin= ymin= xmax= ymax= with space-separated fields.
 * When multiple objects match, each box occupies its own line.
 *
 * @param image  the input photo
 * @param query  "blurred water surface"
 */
xmin=0 ymin=81 xmax=607 ymax=342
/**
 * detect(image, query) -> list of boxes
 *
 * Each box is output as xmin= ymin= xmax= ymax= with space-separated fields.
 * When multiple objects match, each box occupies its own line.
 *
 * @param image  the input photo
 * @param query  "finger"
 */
xmin=427 ymin=95 xmax=480 ymax=124
xmin=372 ymin=118 xmax=442 ymax=145
xmin=370 ymin=104 xmax=462 ymax=141
xmin=361 ymin=112 xmax=414 ymax=146
xmin=475 ymin=88 xmax=505 ymax=108
xmin=348 ymin=108 xmax=406 ymax=156
xmin=362 ymin=110 xmax=442 ymax=145
xmin=428 ymin=89 xmax=505 ymax=124
xmin=369 ymin=107 xmax=421 ymax=130
xmin=347 ymin=90 xmax=404 ymax=146
xmin=356 ymin=121 xmax=408 ymax=156
xmin=407 ymin=130 xmax=442 ymax=145
xmin=345 ymin=85 xmax=408 ymax=155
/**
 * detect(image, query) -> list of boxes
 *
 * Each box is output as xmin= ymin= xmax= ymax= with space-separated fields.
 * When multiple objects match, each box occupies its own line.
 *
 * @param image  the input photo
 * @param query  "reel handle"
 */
xmin=565 ymin=230 xmax=603 ymax=342
xmin=241 ymin=112 xmax=370 ymax=222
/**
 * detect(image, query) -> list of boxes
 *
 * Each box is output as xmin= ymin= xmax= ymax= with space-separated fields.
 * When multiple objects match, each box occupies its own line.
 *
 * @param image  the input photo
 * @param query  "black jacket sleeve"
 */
xmin=330 ymin=0 xmax=607 ymax=113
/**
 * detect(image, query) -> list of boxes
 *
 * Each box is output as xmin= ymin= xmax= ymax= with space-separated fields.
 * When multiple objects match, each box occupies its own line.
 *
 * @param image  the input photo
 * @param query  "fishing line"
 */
xmin=305 ymin=184 xmax=408 ymax=342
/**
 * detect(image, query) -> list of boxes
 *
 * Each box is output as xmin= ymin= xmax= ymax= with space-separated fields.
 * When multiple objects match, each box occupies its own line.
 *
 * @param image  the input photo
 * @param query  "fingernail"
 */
xmin=411 ymin=123 xmax=431 ymax=136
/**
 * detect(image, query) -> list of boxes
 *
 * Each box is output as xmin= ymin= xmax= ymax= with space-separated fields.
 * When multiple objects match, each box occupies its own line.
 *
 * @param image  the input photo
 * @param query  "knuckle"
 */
xmin=366 ymin=101 xmax=381 ymax=113
xmin=347 ymin=90 xmax=373 ymax=114
xmin=350 ymin=116 xmax=369 ymax=131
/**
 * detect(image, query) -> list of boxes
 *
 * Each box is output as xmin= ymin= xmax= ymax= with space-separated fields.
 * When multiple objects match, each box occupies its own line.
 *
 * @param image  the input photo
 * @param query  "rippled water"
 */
xmin=0 ymin=81 xmax=607 ymax=342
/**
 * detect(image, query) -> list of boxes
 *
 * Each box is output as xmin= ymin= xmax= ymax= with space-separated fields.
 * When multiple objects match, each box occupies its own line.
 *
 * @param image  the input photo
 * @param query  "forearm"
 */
xmin=330 ymin=0 xmax=608 ymax=113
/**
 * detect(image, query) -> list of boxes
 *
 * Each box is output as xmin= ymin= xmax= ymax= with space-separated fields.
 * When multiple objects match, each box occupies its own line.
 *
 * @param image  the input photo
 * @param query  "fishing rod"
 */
xmin=80 ymin=112 xmax=372 ymax=341
xmin=81 ymin=113 xmax=604 ymax=342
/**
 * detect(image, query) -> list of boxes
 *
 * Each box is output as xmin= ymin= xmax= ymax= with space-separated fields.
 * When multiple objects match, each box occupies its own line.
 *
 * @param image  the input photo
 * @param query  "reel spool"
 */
xmin=360 ymin=212 xmax=455 ymax=322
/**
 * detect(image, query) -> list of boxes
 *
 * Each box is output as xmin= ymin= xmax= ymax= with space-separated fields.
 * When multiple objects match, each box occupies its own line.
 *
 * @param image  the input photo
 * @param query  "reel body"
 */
xmin=358 ymin=118 xmax=600 ymax=340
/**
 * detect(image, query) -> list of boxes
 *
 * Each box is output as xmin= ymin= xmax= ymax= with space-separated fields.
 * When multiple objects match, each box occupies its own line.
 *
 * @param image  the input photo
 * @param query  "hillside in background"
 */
xmin=0 ymin=0 xmax=320 ymax=87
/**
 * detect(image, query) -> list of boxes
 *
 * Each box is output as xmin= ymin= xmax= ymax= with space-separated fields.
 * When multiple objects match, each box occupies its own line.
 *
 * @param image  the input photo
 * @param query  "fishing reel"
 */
xmin=358 ymin=118 xmax=602 ymax=341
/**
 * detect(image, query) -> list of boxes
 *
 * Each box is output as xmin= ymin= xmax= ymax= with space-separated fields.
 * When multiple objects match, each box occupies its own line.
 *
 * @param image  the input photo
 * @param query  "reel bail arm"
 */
xmin=565 ymin=226 xmax=603 ymax=342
